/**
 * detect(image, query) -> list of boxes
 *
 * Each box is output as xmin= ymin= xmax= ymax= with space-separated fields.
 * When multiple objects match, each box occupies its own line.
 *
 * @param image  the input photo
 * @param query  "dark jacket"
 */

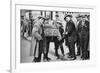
xmin=65 ymin=20 xmax=77 ymax=43
xmin=65 ymin=20 xmax=77 ymax=37
xmin=78 ymin=20 xmax=89 ymax=38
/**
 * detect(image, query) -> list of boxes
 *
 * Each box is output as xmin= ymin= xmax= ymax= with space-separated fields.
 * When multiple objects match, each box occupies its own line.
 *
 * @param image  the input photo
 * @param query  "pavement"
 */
xmin=21 ymin=37 xmax=83 ymax=63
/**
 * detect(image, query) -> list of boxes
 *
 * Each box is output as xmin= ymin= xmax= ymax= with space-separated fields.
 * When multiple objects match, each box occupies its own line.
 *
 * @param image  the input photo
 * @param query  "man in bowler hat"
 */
xmin=64 ymin=15 xmax=77 ymax=60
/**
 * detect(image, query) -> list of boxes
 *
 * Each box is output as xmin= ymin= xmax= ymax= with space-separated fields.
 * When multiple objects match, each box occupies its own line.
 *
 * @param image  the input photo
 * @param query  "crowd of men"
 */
xmin=21 ymin=13 xmax=90 ymax=62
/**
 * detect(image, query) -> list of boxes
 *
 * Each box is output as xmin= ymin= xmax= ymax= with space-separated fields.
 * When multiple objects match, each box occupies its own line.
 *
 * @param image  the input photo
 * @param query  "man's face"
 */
xmin=82 ymin=17 xmax=86 ymax=21
xmin=79 ymin=17 xmax=83 ymax=21
xmin=57 ymin=23 xmax=62 ymax=28
xmin=56 ymin=17 xmax=59 ymax=20
xmin=84 ymin=17 xmax=88 ymax=21
xmin=39 ymin=18 xmax=44 ymax=23
xmin=76 ymin=17 xmax=80 ymax=21
xmin=65 ymin=17 xmax=71 ymax=22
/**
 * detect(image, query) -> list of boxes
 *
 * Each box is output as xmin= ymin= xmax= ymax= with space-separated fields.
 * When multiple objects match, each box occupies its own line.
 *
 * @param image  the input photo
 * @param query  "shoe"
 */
xmin=67 ymin=55 xmax=73 ymax=58
xmin=57 ymin=56 xmax=60 ymax=59
xmin=71 ymin=57 xmax=76 ymax=60
xmin=62 ymin=54 xmax=65 ymax=57
xmin=43 ymin=56 xmax=51 ymax=61
xmin=46 ymin=57 xmax=51 ymax=61
xmin=81 ymin=57 xmax=87 ymax=60
xmin=33 ymin=57 xmax=41 ymax=62
xmin=81 ymin=57 xmax=85 ymax=60
xmin=33 ymin=57 xmax=38 ymax=62
xmin=81 ymin=56 xmax=86 ymax=60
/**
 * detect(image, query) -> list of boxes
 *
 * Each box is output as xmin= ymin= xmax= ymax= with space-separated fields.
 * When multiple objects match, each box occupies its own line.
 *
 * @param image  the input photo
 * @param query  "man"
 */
xmin=43 ymin=15 xmax=61 ymax=59
xmin=31 ymin=16 xmax=46 ymax=62
xmin=78 ymin=15 xmax=89 ymax=60
xmin=76 ymin=15 xmax=83 ymax=56
xmin=64 ymin=15 xmax=77 ymax=60
xmin=28 ymin=12 xmax=34 ymax=36
xmin=43 ymin=17 xmax=52 ymax=61
xmin=56 ymin=20 xmax=65 ymax=56
xmin=21 ymin=15 xmax=25 ymax=37
xmin=22 ymin=16 xmax=29 ymax=39
xmin=53 ymin=15 xmax=63 ymax=59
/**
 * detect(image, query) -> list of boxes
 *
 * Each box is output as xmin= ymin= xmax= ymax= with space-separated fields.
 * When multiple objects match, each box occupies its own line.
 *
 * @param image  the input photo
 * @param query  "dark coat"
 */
xmin=65 ymin=20 xmax=77 ymax=45
xmin=78 ymin=20 xmax=89 ymax=38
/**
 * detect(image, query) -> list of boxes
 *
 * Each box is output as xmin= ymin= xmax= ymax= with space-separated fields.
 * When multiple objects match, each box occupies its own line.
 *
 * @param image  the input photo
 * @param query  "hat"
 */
xmin=55 ymin=15 xmax=59 ymax=17
xmin=76 ymin=15 xmax=82 ymax=18
xmin=45 ymin=17 xmax=50 ymax=20
xmin=37 ymin=16 xmax=46 ymax=20
xmin=64 ymin=14 xmax=72 ymax=21
xmin=84 ymin=15 xmax=90 ymax=18
xmin=87 ymin=15 xmax=90 ymax=18
xmin=82 ymin=15 xmax=85 ymax=18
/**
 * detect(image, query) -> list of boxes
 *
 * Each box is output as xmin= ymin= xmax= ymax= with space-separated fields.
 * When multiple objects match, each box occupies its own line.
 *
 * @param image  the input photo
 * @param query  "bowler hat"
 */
xmin=64 ymin=14 xmax=72 ymax=21
xmin=38 ymin=16 xmax=46 ymax=20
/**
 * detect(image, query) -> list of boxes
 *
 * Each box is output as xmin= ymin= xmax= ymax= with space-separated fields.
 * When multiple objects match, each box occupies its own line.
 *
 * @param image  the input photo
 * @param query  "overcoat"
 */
xmin=30 ymin=22 xmax=42 ymax=57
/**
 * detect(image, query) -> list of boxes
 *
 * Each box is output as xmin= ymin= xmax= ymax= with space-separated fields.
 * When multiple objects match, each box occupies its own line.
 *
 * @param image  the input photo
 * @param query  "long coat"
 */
xmin=78 ymin=20 xmax=89 ymax=51
xmin=30 ymin=22 xmax=42 ymax=57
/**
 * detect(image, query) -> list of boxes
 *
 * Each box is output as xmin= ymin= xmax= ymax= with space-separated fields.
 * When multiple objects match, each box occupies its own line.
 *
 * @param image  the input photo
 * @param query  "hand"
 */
xmin=38 ymin=36 xmax=42 ymax=40
xmin=57 ymin=36 xmax=61 ymax=41
xmin=65 ymin=32 xmax=68 ymax=34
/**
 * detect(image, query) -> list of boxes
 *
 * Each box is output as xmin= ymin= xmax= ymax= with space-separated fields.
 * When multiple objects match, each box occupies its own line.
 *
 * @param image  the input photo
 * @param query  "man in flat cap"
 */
xmin=31 ymin=16 xmax=51 ymax=62
xmin=56 ymin=19 xmax=65 ymax=57
xmin=64 ymin=14 xmax=77 ymax=60
xmin=52 ymin=15 xmax=64 ymax=59
xmin=77 ymin=15 xmax=89 ymax=60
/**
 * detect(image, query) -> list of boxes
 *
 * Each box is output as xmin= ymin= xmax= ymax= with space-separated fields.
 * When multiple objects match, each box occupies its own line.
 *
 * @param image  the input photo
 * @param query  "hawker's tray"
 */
xmin=44 ymin=24 xmax=59 ymax=36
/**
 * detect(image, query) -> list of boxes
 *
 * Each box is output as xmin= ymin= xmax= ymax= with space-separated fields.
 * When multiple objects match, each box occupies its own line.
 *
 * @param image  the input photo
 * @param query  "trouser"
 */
xmin=80 ymin=37 xmax=89 ymax=59
xmin=43 ymin=37 xmax=52 ymax=59
xmin=68 ymin=41 xmax=76 ymax=58
xmin=59 ymin=41 xmax=64 ymax=55
xmin=54 ymin=40 xmax=59 ymax=57
xmin=44 ymin=37 xmax=60 ymax=58
xmin=77 ymin=46 xmax=81 ymax=55
xmin=28 ymin=24 xmax=32 ymax=36
xmin=65 ymin=36 xmax=68 ymax=46
xmin=76 ymin=35 xmax=81 ymax=55
xmin=38 ymin=40 xmax=44 ymax=61
xmin=86 ymin=36 xmax=90 ymax=59
xmin=44 ymin=40 xmax=50 ymax=58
